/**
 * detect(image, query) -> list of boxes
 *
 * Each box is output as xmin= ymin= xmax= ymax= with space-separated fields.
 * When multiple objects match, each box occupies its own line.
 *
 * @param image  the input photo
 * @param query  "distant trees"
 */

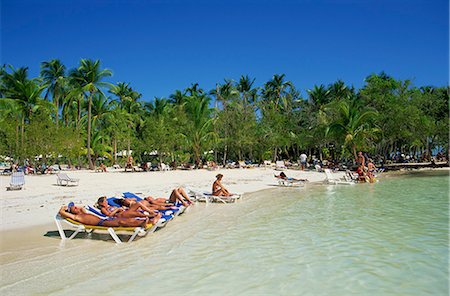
xmin=0 ymin=60 xmax=448 ymax=168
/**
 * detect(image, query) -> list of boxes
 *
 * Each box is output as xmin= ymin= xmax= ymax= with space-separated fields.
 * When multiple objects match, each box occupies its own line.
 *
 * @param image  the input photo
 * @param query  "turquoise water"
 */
xmin=1 ymin=170 xmax=448 ymax=295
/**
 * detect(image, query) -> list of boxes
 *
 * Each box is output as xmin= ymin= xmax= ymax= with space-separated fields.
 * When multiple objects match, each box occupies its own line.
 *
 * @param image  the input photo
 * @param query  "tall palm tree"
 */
xmin=40 ymin=59 xmax=66 ymax=128
xmin=69 ymin=59 xmax=112 ymax=169
xmin=262 ymin=74 xmax=293 ymax=111
xmin=237 ymin=75 xmax=256 ymax=107
xmin=110 ymin=82 xmax=142 ymax=157
xmin=183 ymin=94 xmax=216 ymax=166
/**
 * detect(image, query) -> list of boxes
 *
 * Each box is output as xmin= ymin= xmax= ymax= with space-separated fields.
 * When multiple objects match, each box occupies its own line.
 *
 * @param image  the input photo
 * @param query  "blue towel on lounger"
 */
xmin=122 ymin=192 xmax=143 ymax=200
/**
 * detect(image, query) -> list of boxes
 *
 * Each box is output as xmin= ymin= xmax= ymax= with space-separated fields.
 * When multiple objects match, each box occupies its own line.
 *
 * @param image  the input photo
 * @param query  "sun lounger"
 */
xmin=56 ymin=173 xmax=79 ymax=186
xmin=324 ymin=169 xmax=355 ymax=185
xmin=187 ymin=188 xmax=242 ymax=204
xmin=275 ymin=177 xmax=305 ymax=187
xmin=85 ymin=204 xmax=173 ymax=228
xmin=54 ymin=213 xmax=160 ymax=244
xmin=7 ymin=172 xmax=25 ymax=190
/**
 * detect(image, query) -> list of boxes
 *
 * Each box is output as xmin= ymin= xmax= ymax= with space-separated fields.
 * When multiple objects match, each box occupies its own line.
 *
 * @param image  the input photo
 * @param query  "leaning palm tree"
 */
xmin=69 ymin=59 xmax=112 ymax=169
xmin=40 ymin=59 xmax=66 ymax=127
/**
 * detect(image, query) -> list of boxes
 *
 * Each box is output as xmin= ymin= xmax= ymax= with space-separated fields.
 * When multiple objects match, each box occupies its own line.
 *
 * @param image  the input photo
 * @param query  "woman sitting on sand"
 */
xmin=96 ymin=196 xmax=162 ymax=220
xmin=275 ymin=172 xmax=308 ymax=182
xmin=212 ymin=174 xmax=231 ymax=196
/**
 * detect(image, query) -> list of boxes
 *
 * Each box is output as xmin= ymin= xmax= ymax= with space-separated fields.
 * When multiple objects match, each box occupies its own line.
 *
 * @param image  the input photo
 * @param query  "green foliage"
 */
xmin=1 ymin=60 xmax=448 ymax=167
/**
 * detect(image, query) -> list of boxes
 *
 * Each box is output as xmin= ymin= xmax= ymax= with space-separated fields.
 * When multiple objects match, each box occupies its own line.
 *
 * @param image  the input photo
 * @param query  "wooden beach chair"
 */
xmin=7 ymin=172 xmax=25 ymax=190
xmin=54 ymin=214 xmax=160 ymax=244
xmin=56 ymin=173 xmax=79 ymax=186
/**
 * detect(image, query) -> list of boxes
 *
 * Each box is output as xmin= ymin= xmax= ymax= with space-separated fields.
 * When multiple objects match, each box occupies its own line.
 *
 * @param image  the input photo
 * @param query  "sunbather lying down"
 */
xmin=103 ymin=187 xmax=193 ymax=211
xmin=275 ymin=172 xmax=308 ymax=182
xmin=96 ymin=197 xmax=163 ymax=219
xmin=59 ymin=203 xmax=158 ymax=227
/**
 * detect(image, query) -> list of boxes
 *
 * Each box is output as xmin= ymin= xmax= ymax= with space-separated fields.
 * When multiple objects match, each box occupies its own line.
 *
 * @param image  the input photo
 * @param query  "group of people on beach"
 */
xmin=355 ymin=151 xmax=377 ymax=183
xmin=58 ymin=174 xmax=235 ymax=228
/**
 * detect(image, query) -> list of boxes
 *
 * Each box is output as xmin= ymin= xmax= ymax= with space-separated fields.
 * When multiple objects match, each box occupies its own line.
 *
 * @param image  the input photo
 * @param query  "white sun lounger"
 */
xmin=7 ymin=172 xmax=25 ymax=190
xmin=324 ymin=169 xmax=355 ymax=185
xmin=276 ymin=178 xmax=305 ymax=187
xmin=56 ymin=173 xmax=79 ymax=186
xmin=187 ymin=188 xmax=242 ymax=204
xmin=54 ymin=214 xmax=161 ymax=244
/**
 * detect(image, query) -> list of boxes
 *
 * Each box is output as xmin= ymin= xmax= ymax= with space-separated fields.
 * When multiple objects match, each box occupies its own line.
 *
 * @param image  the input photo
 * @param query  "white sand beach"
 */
xmin=0 ymin=167 xmax=331 ymax=232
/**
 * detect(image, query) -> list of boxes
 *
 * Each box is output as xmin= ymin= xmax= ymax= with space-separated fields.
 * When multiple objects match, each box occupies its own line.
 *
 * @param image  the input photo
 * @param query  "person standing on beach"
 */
xmin=357 ymin=151 xmax=366 ymax=167
xmin=300 ymin=153 xmax=307 ymax=170
xmin=212 ymin=174 xmax=231 ymax=196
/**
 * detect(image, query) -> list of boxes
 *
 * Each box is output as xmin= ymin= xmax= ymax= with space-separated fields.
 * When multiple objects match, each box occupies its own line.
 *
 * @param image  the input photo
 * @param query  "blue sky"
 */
xmin=2 ymin=0 xmax=448 ymax=101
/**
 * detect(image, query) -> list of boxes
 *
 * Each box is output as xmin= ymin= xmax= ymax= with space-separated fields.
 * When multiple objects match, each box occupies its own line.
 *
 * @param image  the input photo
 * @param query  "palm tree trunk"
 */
xmin=55 ymin=95 xmax=59 ymax=128
xmin=223 ymin=145 xmax=228 ymax=167
xmin=15 ymin=115 xmax=19 ymax=154
xmin=87 ymin=93 xmax=94 ymax=169
xmin=77 ymin=97 xmax=81 ymax=129
xmin=21 ymin=116 xmax=25 ymax=148
xmin=113 ymin=137 xmax=117 ymax=164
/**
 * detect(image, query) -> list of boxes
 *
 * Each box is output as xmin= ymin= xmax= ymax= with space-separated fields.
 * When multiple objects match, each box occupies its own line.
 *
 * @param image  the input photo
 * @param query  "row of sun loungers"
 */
xmin=55 ymin=192 xmax=188 ymax=244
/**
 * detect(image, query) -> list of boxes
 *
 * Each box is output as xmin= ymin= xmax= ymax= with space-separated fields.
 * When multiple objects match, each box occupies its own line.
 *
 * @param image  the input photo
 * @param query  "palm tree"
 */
xmin=40 ymin=59 xmax=66 ymax=128
xmin=1 ymin=69 xmax=53 ymax=163
xmin=325 ymin=98 xmax=380 ymax=160
xmin=307 ymin=84 xmax=331 ymax=110
xmin=69 ymin=59 xmax=112 ymax=169
xmin=109 ymin=82 xmax=142 ymax=158
xmin=169 ymin=89 xmax=186 ymax=105
xmin=183 ymin=94 xmax=217 ymax=166
xmin=261 ymin=74 xmax=293 ymax=111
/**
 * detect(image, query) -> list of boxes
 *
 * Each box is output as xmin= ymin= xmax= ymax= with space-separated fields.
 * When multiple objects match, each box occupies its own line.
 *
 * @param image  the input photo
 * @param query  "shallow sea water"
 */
xmin=1 ymin=170 xmax=448 ymax=295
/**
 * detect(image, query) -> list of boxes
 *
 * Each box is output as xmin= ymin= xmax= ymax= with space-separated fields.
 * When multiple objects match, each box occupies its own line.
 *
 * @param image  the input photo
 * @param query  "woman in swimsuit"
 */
xmin=275 ymin=172 xmax=308 ymax=181
xmin=96 ymin=196 xmax=161 ymax=220
xmin=59 ymin=204 xmax=152 ymax=227
xmin=212 ymin=174 xmax=231 ymax=196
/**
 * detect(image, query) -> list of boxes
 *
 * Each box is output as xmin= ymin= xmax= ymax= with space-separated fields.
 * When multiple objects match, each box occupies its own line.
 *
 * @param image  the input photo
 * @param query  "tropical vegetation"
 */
xmin=0 ymin=59 xmax=448 ymax=168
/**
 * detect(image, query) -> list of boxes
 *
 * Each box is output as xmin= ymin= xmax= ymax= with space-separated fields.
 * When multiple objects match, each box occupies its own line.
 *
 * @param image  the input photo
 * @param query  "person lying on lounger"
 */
xmin=96 ymin=197 xmax=162 ymax=220
xmin=275 ymin=172 xmax=308 ymax=182
xmin=212 ymin=174 xmax=232 ymax=196
xmin=139 ymin=187 xmax=194 ymax=208
xmin=58 ymin=203 xmax=156 ymax=227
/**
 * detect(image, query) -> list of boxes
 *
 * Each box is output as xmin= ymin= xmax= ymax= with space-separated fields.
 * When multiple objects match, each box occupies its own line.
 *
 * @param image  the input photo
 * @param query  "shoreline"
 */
xmin=1 ymin=167 xmax=447 ymax=234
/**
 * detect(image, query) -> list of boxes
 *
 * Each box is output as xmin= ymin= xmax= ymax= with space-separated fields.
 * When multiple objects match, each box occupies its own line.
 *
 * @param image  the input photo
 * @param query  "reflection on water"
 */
xmin=1 ymin=171 xmax=448 ymax=295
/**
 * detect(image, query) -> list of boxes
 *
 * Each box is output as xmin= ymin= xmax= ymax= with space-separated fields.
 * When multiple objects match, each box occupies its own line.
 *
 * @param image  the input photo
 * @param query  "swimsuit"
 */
xmin=97 ymin=217 xmax=116 ymax=226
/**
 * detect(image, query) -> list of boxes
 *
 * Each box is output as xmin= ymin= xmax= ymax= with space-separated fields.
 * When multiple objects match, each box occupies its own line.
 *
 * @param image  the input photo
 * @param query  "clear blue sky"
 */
xmin=2 ymin=0 xmax=448 ymax=101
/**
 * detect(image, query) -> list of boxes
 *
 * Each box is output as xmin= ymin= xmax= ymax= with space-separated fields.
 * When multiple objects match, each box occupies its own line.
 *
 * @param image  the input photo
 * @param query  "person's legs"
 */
xmin=169 ymin=189 xmax=189 ymax=207
xmin=176 ymin=187 xmax=194 ymax=204
xmin=103 ymin=217 xmax=148 ymax=227
xmin=117 ymin=209 xmax=148 ymax=218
